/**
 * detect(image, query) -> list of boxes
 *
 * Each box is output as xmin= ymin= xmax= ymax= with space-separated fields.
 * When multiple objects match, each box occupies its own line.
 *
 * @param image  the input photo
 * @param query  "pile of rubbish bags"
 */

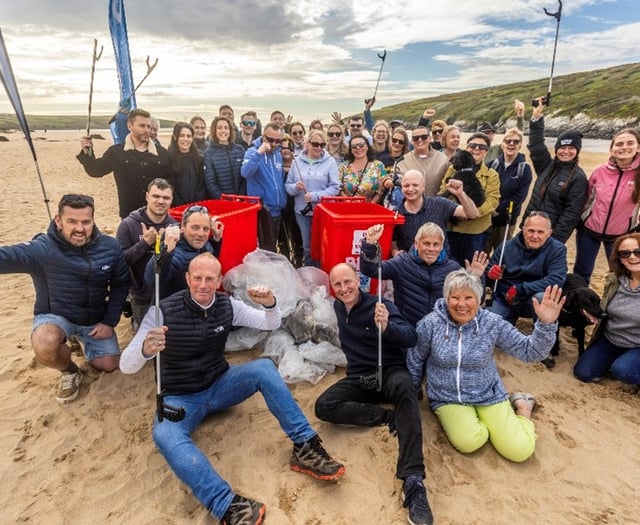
xmin=222 ymin=249 xmax=346 ymax=384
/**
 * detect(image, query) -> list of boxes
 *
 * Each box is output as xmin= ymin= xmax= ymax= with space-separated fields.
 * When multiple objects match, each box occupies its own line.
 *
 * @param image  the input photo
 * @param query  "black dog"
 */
xmin=546 ymin=274 xmax=606 ymax=367
xmin=440 ymin=150 xmax=485 ymax=207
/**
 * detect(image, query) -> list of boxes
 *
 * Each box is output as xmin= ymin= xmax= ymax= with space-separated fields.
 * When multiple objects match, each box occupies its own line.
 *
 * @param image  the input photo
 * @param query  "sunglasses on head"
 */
xmin=412 ymin=134 xmax=429 ymax=142
xmin=391 ymin=137 xmax=405 ymax=145
xmin=327 ymin=131 xmax=342 ymax=138
xmin=619 ymin=248 xmax=640 ymax=259
xmin=309 ymin=141 xmax=326 ymax=148
xmin=183 ymin=204 xmax=209 ymax=221
xmin=351 ymin=142 xmax=367 ymax=150
xmin=241 ymin=120 xmax=256 ymax=126
xmin=468 ymin=142 xmax=489 ymax=151
xmin=264 ymin=136 xmax=282 ymax=145
xmin=504 ymin=138 xmax=521 ymax=145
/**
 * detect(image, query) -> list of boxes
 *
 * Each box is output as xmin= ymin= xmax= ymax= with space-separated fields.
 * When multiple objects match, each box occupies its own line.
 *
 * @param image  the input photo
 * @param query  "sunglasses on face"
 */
xmin=292 ymin=130 xmax=304 ymax=136
xmin=351 ymin=142 xmax=367 ymax=150
xmin=504 ymin=138 xmax=521 ymax=145
xmin=350 ymin=123 xmax=363 ymax=128
xmin=467 ymin=142 xmax=489 ymax=151
xmin=327 ymin=131 xmax=342 ymax=138
xmin=432 ymin=129 xmax=443 ymax=136
xmin=412 ymin=134 xmax=429 ymax=142
xmin=241 ymin=120 xmax=256 ymax=126
xmin=619 ymin=248 xmax=640 ymax=259
xmin=391 ymin=138 xmax=405 ymax=145
xmin=264 ymin=136 xmax=282 ymax=145
xmin=309 ymin=141 xmax=326 ymax=148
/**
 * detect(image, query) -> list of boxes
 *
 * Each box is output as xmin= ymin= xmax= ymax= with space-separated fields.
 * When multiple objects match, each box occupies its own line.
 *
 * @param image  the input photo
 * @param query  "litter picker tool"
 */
xmin=84 ymin=38 xmax=103 ymax=156
xmin=376 ymin=244 xmax=383 ymax=392
xmin=487 ymin=201 xmax=514 ymax=307
xmin=154 ymin=233 xmax=185 ymax=423
xmin=365 ymin=50 xmax=387 ymax=105
xmin=108 ymin=55 xmax=158 ymax=124
xmin=533 ymin=0 xmax=562 ymax=107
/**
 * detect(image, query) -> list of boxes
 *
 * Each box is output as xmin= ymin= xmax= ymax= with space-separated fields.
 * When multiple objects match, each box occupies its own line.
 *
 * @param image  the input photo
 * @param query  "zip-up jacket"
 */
xmin=203 ymin=142 xmax=246 ymax=199
xmin=285 ymin=150 xmax=340 ymax=214
xmin=334 ymin=292 xmax=417 ymax=377
xmin=241 ymin=138 xmax=286 ymax=216
xmin=0 ymin=221 xmax=129 ymax=326
xmin=408 ymin=298 xmax=557 ymax=409
xmin=488 ymin=152 xmax=533 ymax=227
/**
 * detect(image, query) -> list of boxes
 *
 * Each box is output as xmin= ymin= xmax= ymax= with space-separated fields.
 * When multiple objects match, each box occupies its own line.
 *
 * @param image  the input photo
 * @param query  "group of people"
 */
xmin=1 ymin=97 xmax=639 ymax=525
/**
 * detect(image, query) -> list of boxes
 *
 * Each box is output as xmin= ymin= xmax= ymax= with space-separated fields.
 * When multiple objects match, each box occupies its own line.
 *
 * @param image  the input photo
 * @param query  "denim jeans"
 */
xmin=448 ymin=231 xmax=489 ymax=267
xmin=489 ymin=293 xmax=543 ymax=326
xmin=314 ymin=366 xmax=425 ymax=480
xmin=294 ymin=213 xmax=318 ymax=266
xmin=152 ymin=359 xmax=316 ymax=519
xmin=573 ymin=227 xmax=614 ymax=285
xmin=573 ymin=334 xmax=640 ymax=384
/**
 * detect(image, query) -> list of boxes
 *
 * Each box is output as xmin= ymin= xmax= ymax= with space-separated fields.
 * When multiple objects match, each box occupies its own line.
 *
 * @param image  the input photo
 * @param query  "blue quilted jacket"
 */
xmin=0 ymin=221 xmax=129 ymax=326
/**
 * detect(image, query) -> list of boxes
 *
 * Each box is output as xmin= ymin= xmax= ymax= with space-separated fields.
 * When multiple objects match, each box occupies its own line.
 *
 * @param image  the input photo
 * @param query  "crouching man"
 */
xmin=120 ymin=253 xmax=344 ymax=524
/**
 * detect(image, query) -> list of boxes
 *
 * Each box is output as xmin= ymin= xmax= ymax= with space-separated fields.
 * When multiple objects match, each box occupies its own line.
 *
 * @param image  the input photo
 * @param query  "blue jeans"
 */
xmin=489 ymin=293 xmax=543 ymax=325
xmin=573 ymin=227 xmax=614 ymax=285
xmin=573 ymin=334 xmax=640 ymax=384
xmin=152 ymin=359 xmax=316 ymax=519
xmin=448 ymin=231 xmax=489 ymax=267
xmin=294 ymin=213 xmax=318 ymax=266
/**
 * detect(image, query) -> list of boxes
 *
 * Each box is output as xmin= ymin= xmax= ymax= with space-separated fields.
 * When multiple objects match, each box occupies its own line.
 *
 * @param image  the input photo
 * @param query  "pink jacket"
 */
xmin=582 ymin=155 xmax=640 ymax=236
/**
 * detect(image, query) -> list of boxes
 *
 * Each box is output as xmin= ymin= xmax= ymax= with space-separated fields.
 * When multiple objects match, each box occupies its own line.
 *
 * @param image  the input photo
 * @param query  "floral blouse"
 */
xmin=338 ymin=160 xmax=387 ymax=202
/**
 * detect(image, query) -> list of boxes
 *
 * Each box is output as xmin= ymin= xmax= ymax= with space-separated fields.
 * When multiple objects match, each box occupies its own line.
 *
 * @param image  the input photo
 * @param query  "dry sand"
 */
xmin=0 ymin=131 xmax=638 ymax=525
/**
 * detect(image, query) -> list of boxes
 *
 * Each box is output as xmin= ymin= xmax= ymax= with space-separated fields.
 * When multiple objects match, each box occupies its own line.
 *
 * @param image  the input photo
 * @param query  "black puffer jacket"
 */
xmin=522 ymin=117 xmax=588 ymax=243
xmin=0 ymin=221 xmax=129 ymax=326
xmin=159 ymin=290 xmax=233 ymax=394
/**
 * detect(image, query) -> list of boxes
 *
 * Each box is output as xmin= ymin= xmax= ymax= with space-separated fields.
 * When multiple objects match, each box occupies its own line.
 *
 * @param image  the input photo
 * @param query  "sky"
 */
xmin=1 ymin=0 xmax=640 ymax=126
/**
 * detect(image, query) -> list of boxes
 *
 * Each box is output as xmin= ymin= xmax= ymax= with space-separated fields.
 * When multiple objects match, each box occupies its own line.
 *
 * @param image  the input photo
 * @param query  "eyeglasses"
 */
xmin=412 ymin=134 xmax=429 ymax=142
xmin=349 ymin=123 xmax=363 ymax=128
xmin=375 ymin=129 xmax=387 ymax=135
xmin=264 ymin=136 xmax=282 ymax=145
xmin=504 ymin=138 xmax=521 ymax=145
xmin=241 ymin=120 xmax=256 ymax=126
xmin=391 ymin=138 xmax=405 ymax=145
xmin=309 ymin=141 xmax=326 ymax=148
xmin=467 ymin=143 xmax=489 ymax=151
xmin=292 ymin=130 xmax=304 ymax=136
xmin=327 ymin=131 xmax=342 ymax=138
xmin=432 ymin=129 xmax=443 ymax=136
xmin=351 ymin=142 xmax=367 ymax=150
xmin=618 ymin=248 xmax=640 ymax=259
xmin=60 ymin=194 xmax=94 ymax=208
xmin=182 ymin=204 xmax=209 ymax=222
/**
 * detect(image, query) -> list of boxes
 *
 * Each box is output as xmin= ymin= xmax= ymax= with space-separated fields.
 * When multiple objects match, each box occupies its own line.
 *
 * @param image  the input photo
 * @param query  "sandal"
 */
xmin=509 ymin=391 xmax=536 ymax=412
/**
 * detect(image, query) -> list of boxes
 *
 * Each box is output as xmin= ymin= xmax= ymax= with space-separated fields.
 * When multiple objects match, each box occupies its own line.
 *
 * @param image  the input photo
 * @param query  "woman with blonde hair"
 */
xmin=285 ymin=129 xmax=340 ymax=265
xmin=441 ymin=125 xmax=461 ymax=161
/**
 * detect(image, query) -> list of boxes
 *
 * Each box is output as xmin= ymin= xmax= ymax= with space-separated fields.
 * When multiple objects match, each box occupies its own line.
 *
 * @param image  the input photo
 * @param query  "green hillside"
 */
xmin=369 ymin=62 xmax=640 ymax=127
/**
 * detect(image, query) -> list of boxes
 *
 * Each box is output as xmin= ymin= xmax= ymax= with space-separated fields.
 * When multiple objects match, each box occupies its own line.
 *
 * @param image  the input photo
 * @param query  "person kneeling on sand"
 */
xmin=408 ymin=270 xmax=564 ymax=463
xmin=315 ymin=263 xmax=434 ymax=525
xmin=120 ymin=253 xmax=344 ymax=525
xmin=0 ymin=194 xmax=129 ymax=403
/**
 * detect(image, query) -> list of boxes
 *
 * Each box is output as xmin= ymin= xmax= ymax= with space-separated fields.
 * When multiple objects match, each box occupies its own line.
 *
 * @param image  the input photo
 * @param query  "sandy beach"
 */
xmin=0 ymin=130 xmax=638 ymax=525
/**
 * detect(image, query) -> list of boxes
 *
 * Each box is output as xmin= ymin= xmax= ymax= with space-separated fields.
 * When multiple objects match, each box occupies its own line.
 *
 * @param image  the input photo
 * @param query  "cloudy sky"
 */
xmin=1 ymin=0 xmax=639 ymax=126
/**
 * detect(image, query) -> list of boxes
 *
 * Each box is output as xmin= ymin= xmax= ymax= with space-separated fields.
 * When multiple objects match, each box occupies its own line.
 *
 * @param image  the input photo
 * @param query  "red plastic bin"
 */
xmin=311 ymin=196 xmax=405 ymax=294
xmin=169 ymin=194 xmax=261 ymax=273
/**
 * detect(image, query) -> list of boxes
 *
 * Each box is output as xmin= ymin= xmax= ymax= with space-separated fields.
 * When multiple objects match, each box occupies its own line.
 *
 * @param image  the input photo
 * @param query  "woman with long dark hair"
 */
xmin=203 ymin=116 xmax=246 ymax=199
xmin=339 ymin=135 xmax=390 ymax=204
xmin=168 ymin=122 xmax=207 ymax=206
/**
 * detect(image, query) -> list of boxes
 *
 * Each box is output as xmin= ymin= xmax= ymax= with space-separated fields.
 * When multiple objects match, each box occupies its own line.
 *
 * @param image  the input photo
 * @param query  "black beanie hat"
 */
xmin=554 ymin=130 xmax=583 ymax=153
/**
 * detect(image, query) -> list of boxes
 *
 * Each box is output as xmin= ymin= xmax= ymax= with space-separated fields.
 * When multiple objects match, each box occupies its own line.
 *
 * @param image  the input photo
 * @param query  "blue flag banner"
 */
xmin=108 ymin=0 xmax=136 ymax=144
xmin=0 ymin=28 xmax=37 ymax=162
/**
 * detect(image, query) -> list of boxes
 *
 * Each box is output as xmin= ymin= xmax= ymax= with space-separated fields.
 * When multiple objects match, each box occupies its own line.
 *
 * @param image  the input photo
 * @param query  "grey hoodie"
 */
xmin=408 ymin=298 xmax=557 ymax=409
